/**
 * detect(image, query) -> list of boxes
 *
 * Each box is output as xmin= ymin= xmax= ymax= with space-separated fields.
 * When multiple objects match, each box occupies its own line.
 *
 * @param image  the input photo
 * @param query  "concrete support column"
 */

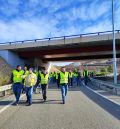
xmin=0 ymin=50 xmax=25 ymax=68
xmin=34 ymin=58 xmax=50 ymax=71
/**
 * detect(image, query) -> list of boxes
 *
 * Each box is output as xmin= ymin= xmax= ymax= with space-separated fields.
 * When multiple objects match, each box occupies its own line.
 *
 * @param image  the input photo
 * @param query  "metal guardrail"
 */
xmin=90 ymin=78 xmax=120 ymax=95
xmin=0 ymin=30 xmax=120 ymax=45
xmin=0 ymin=84 xmax=12 ymax=96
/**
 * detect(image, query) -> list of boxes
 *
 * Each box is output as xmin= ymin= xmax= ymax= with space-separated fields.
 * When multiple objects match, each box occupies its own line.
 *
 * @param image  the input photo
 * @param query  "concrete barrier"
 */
xmin=0 ymin=84 xmax=12 ymax=97
xmin=90 ymin=78 xmax=120 ymax=95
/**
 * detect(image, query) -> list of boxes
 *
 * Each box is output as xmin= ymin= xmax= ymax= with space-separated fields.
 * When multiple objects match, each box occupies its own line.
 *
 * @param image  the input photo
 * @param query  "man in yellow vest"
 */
xmin=33 ymin=68 xmax=39 ymax=93
xmin=22 ymin=66 xmax=29 ymax=93
xmin=40 ymin=68 xmax=49 ymax=101
xmin=83 ymin=69 xmax=89 ymax=85
xmin=49 ymin=72 xmax=53 ymax=84
xmin=24 ymin=68 xmax=37 ymax=106
xmin=68 ymin=69 xmax=73 ymax=87
xmin=56 ymin=72 xmax=59 ymax=88
xmin=11 ymin=65 xmax=24 ymax=105
xmin=58 ymin=67 xmax=69 ymax=104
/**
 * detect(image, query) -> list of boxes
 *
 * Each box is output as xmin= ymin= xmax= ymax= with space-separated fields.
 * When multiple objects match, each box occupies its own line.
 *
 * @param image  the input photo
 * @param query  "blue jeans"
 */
xmin=25 ymin=86 xmax=33 ymax=104
xmin=60 ymin=85 xmax=68 ymax=103
xmin=13 ymin=83 xmax=23 ymax=103
xmin=77 ymin=78 xmax=82 ymax=86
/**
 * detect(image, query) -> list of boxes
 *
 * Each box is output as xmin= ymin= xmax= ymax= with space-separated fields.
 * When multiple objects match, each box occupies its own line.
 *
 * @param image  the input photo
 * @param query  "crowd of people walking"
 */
xmin=11 ymin=65 xmax=92 ymax=106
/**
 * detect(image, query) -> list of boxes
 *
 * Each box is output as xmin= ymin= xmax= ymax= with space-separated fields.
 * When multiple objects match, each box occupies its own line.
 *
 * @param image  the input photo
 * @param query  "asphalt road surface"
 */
xmin=0 ymin=86 xmax=120 ymax=129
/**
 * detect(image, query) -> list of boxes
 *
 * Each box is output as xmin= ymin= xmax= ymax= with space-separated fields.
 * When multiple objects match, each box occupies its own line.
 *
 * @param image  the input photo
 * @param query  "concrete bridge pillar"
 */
xmin=0 ymin=50 xmax=25 ymax=68
xmin=34 ymin=58 xmax=50 ymax=71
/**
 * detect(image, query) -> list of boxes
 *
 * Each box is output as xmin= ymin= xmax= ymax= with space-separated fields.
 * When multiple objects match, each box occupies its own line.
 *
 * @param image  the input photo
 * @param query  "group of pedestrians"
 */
xmin=11 ymin=65 xmax=90 ymax=106
xmin=49 ymin=68 xmax=90 ymax=88
xmin=11 ymin=65 xmax=49 ymax=106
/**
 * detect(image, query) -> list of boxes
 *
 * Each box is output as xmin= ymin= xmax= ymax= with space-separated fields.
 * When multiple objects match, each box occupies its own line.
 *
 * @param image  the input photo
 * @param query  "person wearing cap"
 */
xmin=24 ymin=68 xmax=37 ymax=106
xmin=39 ymin=68 xmax=49 ymax=101
xmin=11 ymin=65 xmax=24 ymax=105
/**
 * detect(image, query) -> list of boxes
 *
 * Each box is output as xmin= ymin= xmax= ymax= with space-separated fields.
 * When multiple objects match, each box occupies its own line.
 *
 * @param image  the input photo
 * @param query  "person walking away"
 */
xmin=40 ymin=68 xmax=49 ymax=101
xmin=58 ymin=67 xmax=69 ymax=104
xmin=24 ymin=68 xmax=37 ymax=106
xmin=11 ymin=65 xmax=24 ymax=105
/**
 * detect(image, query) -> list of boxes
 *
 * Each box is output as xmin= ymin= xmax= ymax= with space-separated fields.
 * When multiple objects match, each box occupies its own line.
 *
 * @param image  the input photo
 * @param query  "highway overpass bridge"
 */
xmin=0 ymin=30 xmax=120 ymax=68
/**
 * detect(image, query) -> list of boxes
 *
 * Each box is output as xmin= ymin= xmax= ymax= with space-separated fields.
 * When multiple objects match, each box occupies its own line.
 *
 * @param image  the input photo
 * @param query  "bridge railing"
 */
xmin=0 ymin=30 xmax=120 ymax=45
xmin=90 ymin=78 xmax=120 ymax=95
xmin=0 ymin=84 xmax=12 ymax=97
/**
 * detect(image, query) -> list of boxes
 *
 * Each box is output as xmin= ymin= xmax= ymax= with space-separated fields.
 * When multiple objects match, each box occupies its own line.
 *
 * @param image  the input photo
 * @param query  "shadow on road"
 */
xmin=32 ymin=99 xmax=62 ymax=105
xmin=80 ymin=86 xmax=120 ymax=120
xmin=0 ymin=101 xmax=14 ymax=106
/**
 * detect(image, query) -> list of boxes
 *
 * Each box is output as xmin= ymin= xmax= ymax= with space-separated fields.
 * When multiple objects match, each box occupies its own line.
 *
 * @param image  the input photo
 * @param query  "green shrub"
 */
xmin=0 ymin=73 xmax=10 ymax=86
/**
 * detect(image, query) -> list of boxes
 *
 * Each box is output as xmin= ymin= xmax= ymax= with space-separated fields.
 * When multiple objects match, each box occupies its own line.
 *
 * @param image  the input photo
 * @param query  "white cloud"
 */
xmin=0 ymin=0 xmax=119 ymax=43
xmin=0 ymin=18 xmax=58 ymax=42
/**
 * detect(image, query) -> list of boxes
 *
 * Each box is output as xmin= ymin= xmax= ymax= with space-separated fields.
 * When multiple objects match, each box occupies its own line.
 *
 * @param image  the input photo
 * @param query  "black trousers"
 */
xmin=41 ymin=84 xmax=47 ymax=100
xmin=68 ymin=78 xmax=73 ymax=86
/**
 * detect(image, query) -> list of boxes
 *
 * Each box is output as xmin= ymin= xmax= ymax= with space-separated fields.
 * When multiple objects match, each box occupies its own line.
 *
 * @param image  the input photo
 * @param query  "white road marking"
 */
xmin=86 ymin=85 xmax=120 ymax=106
xmin=0 ymin=94 xmax=25 ymax=114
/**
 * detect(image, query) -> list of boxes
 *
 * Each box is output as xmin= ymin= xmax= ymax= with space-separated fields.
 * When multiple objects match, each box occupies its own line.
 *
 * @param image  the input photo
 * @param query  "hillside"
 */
xmin=0 ymin=56 xmax=12 ymax=86
xmin=50 ymin=65 xmax=60 ymax=73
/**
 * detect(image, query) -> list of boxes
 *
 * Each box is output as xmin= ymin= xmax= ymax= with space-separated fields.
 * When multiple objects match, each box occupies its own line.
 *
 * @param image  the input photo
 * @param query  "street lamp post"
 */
xmin=112 ymin=0 xmax=117 ymax=84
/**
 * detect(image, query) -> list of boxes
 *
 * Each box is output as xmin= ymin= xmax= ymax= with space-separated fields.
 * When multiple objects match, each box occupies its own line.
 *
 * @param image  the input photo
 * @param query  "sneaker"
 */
xmin=26 ymin=103 xmax=32 ymax=106
xmin=26 ymin=100 xmax=28 ymax=103
xmin=62 ymin=99 xmax=65 ymax=104
xmin=15 ymin=103 xmax=18 ymax=106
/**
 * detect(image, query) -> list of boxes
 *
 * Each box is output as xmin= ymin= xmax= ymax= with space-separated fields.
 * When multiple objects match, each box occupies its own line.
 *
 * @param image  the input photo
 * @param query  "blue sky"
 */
xmin=0 ymin=0 xmax=120 ymax=43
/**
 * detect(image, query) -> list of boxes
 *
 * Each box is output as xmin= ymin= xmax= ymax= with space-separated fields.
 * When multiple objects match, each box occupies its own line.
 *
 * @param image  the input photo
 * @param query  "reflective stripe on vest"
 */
xmin=40 ymin=74 xmax=49 ymax=84
xmin=60 ymin=72 xmax=68 ymax=84
xmin=13 ymin=70 xmax=24 ymax=83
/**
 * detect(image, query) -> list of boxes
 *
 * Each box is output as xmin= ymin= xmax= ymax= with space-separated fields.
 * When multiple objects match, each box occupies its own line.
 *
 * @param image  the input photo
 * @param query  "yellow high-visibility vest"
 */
xmin=69 ymin=72 xmax=73 ymax=78
xmin=24 ymin=70 xmax=29 ymax=75
xmin=73 ymin=72 xmax=78 ymax=77
xmin=56 ymin=73 xmax=59 ymax=80
xmin=83 ymin=70 xmax=89 ymax=77
xmin=25 ymin=73 xmax=37 ymax=86
xmin=60 ymin=72 xmax=69 ymax=84
xmin=50 ymin=73 xmax=53 ymax=77
xmin=40 ymin=73 xmax=49 ymax=85
xmin=12 ymin=70 xmax=24 ymax=83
